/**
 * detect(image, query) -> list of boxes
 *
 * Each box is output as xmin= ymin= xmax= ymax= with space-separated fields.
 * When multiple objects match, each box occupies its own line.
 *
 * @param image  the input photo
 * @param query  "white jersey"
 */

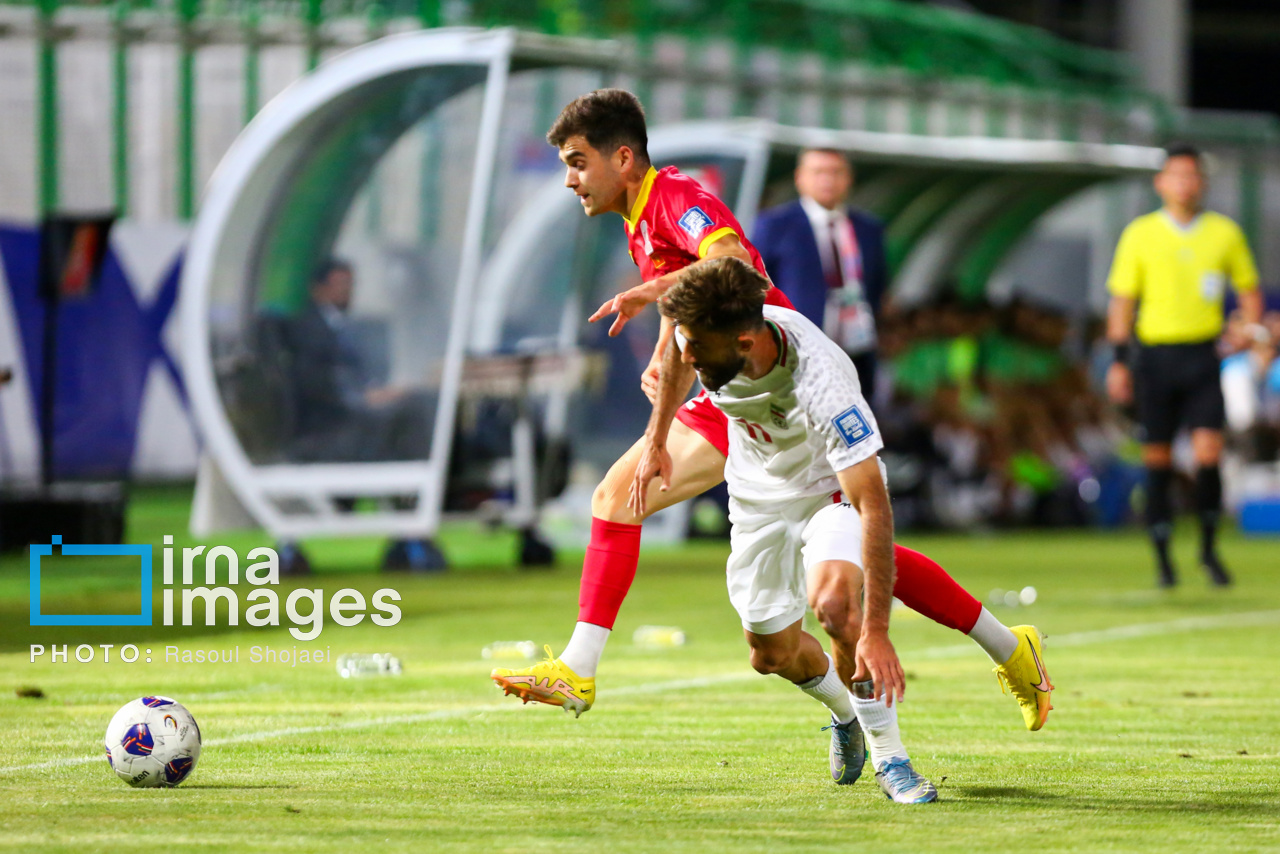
xmin=707 ymin=306 xmax=883 ymax=508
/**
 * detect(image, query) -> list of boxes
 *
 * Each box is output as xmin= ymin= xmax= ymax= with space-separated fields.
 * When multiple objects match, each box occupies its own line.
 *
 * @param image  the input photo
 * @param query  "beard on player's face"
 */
xmin=696 ymin=355 xmax=747 ymax=392
xmin=685 ymin=331 xmax=747 ymax=391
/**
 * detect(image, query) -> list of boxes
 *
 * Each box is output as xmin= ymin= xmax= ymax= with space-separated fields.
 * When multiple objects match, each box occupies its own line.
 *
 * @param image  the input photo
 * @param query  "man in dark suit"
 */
xmin=277 ymin=259 xmax=442 ymax=572
xmin=753 ymin=149 xmax=889 ymax=398
xmin=286 ymin=259 xmax=427 ymax=463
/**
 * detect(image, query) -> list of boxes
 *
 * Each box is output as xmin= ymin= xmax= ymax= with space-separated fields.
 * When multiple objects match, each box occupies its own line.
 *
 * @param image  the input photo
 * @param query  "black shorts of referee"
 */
xmin=1132 ymin=340 xmax=1223 ymax=445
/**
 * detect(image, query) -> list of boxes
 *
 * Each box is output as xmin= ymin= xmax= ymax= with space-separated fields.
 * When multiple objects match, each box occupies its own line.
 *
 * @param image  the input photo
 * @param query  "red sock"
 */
xmin=891 ymin=544 xmax=982 ymax=633
xmin=577 ymin=517 xmax=643 ymax=630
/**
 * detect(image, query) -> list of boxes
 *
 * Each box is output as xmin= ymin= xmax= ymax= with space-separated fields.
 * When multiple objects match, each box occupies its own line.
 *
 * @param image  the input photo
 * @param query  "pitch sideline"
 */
xmin=3 ymin=607 xmax=1278 ymax=776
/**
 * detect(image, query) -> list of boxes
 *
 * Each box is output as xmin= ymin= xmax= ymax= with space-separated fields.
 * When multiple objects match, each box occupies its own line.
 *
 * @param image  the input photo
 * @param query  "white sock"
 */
xmin=852 ymin=683 xmax=907 ymax=767
xmin=797 ymin=654 xmax=856 ymax=724
xmin=559 ymin=622 xmax=609 ymax=677
xmin=968 ymin=607 xmax=1019 ymax=664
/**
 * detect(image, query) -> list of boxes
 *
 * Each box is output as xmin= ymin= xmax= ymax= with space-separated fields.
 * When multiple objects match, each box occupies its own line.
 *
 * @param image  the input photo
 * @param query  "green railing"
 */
xmin=4 ymin=0 xmax=1139 ymax=95
xmin=4 ymin=0 xmax=1271 ymax=232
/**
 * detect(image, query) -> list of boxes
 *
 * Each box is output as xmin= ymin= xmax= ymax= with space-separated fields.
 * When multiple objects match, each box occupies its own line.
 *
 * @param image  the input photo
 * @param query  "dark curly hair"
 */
xmin=546 ymin=88 xmax=649 ymax=163
xmin=660 ymin=257 xmax=769 ymax=334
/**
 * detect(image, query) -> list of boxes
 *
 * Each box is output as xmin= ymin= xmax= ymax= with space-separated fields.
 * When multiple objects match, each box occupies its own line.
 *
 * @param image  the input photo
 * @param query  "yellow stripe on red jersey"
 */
xmin=623 ymin=166 xmax=793 ymax=310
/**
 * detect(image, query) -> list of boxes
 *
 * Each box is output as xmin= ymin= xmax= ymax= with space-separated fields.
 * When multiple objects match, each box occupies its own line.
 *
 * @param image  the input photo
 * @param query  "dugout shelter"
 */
xmin=182 ymin=27 xmax=1163 ymax=547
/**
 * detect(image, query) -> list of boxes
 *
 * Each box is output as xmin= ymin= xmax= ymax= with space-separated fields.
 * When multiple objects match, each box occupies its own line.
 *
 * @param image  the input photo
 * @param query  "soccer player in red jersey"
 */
xmin=492 ymin=90 xmax=1052 ymax=734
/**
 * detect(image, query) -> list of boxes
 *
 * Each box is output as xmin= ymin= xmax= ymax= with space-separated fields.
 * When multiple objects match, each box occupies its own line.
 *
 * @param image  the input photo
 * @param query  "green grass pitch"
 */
xmin=1 ymin=486 xmax=1278 ymax=852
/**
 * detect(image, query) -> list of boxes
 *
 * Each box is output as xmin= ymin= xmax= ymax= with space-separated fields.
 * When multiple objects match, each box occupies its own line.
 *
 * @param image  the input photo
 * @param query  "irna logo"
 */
xmin=29 ymin=536 xmax=401 ymax=639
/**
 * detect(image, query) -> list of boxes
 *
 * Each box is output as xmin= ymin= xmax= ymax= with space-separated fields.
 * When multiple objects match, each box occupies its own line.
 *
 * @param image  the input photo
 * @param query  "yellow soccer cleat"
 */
xmin=491 ymin=646 xmax=595 ymax=717
xmin=993 ymin=625 xmax=1054 ymax=731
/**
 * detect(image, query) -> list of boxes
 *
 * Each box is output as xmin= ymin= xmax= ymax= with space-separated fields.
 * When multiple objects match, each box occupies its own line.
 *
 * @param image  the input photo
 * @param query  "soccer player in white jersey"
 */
xmin=492 ymin=90 xmax=1053 ymax=740
xmin=635 ymin=256 xmax=966 ymax=803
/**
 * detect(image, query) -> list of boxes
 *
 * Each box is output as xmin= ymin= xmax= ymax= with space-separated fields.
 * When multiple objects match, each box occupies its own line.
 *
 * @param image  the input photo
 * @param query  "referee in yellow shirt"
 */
xmin=1106 ymin=144 xmax=1264 ymax=588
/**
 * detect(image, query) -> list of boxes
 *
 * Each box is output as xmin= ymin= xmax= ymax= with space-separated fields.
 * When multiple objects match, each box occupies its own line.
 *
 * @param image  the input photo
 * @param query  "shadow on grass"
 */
xmin=955 ymin=786 xmax=1062 ymax=801
xmin=181 ymin=783 xmax=296 ymax=790
xmin=954 ymin=785 xmax=1278 ymax=815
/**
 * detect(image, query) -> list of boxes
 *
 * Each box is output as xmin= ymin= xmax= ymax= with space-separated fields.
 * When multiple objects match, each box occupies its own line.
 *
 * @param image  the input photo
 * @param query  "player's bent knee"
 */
xmin=747 ymin=640 xmax=797 ymax=675
xmin=590 ymin=482 xmax=628 ymax=521
xmin=591 ymin=465 xmax=640 ymax=522
xmin=811 ymin=588 xmax=851 ymax=638
xmin=807 ymin=561 xmax=862 ymax=639
xmin=748 ymin=649 xmax=792 ymax=676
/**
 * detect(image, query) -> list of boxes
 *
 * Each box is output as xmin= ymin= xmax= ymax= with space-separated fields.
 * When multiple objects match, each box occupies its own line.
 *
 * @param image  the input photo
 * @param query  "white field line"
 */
xmin=910 ymin=607 xmax=1280 ymax=660
xmin=3 ymin=608 xmax=1278 ymax=776
xmin=0 ymin=674 xmax=753 ymax=776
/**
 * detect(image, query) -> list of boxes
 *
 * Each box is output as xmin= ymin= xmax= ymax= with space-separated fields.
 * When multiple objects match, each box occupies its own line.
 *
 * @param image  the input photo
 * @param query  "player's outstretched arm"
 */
xmin=628 ymin=334 xmax=696 ymax=516
xmin=589 ymin=234 xmax=757 ymax=337
xmin=837 ymin=456 xmax=905 ymax=706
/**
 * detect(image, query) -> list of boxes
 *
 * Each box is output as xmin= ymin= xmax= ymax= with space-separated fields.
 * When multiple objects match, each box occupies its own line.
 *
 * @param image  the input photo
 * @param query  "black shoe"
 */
xmin=518 ymin=528 xmax=556 ymax=568
xmin=1157 ymin=566 xmax=1177 ymax=589
xmin=277 ymin=541 xmax=312 ymax=576
xmin=381 ymin=538 xmax=447 ymax=572
xmin=1201 ymin=554 xmax=1232 ymax=587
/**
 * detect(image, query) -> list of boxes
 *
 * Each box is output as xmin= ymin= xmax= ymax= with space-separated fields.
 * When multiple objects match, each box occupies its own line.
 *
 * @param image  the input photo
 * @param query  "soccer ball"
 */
xmin=104 ymin=696 xmax=201 ymax=788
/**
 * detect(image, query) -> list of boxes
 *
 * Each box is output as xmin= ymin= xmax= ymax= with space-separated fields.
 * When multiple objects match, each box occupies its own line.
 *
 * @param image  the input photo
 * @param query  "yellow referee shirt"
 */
xmin=1107 ymin=210 xmax=1259 ymax=345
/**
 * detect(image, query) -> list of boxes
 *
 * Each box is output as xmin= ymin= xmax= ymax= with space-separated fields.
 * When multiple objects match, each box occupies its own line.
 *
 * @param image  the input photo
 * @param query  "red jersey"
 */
xmin=623 ymin=166 xmax=794 ymax=310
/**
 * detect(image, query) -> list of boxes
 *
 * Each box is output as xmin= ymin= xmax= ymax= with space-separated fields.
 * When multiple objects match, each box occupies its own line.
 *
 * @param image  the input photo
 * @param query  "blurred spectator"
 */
xmin=285 ymin=259 xmax=429 ymax=463
xmin=1222 ymin=309 xmax=1280 ymax=461
xmin=877 ymin=295 xmax=1136 ymax=530
xmin=753 ymin=149 xmax=888 ymax=398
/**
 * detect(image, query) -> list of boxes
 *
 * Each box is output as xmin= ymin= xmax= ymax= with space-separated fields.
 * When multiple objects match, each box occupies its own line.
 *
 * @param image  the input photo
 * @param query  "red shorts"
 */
xmin=675 ymin=391 xmax=730 ymax=457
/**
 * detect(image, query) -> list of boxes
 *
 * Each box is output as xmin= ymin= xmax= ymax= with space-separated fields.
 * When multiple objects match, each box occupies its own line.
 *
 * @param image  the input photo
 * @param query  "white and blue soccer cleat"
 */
xmin=874 ymin=757 xmax=939 ymax=804
xmin=822 ymin=715 xmax=866 ymax=785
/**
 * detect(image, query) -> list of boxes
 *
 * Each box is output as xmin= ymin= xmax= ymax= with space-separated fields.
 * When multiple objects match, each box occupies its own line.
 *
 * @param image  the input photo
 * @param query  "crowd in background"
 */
xmin=867 ymin=297 xmax=1280 ymax=530
xmin=1221 ymin=310 xmax=1280 ymax=461
xmin=873 ymin=297 xmax=1136 ymax=529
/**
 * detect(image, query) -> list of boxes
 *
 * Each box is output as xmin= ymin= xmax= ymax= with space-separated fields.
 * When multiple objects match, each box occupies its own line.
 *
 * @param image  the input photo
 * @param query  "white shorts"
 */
xmin=725 ymin=492 xmax=864 ymax=635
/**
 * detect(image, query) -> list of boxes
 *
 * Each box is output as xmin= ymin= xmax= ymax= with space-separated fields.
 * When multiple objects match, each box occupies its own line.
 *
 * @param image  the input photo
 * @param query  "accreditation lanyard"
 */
xmin=823 ymin=214 xmax=876 ymax=355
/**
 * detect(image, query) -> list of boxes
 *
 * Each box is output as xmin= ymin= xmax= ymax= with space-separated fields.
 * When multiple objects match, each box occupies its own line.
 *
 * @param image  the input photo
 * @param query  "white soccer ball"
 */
xmin=104 ymin=696 xmax=202 ymax=788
